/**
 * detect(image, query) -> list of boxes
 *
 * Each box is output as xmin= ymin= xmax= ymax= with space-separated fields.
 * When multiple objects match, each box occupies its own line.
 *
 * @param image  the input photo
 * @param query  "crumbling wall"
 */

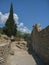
xmin=31 ymin=24 xmax=49 ymax=64
xmin=0 ymin=41 xmax=10 ymax=65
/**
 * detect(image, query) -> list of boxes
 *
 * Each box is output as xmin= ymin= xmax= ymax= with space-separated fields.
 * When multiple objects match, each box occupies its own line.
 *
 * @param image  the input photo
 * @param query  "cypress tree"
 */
xmin=3 ymin=3 xmax=17 ymax=37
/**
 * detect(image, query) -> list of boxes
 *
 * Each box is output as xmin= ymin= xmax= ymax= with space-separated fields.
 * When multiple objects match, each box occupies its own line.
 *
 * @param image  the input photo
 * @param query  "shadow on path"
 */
xmin=27 ymin=42 xmax=46 ymax=65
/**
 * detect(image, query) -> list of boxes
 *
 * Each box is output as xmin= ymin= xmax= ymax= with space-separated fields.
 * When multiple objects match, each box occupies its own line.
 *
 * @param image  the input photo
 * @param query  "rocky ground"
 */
xmin=6 ymin=41 xmax=44 ymax=65
xmin=0 ymin=34 xmax=45 ymax=65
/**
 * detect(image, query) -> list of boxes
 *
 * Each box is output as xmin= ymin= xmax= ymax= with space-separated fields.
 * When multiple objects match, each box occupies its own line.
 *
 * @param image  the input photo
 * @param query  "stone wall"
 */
xmin=31 ymin=24 xmax=49 ymax=64
xmin=0 ymin=40 xmax=11 ymax=65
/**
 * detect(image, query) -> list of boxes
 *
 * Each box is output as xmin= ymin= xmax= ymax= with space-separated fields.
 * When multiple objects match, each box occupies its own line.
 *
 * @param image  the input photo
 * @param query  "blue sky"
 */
xmin=0 ymin=0 xmax=49 ymax=32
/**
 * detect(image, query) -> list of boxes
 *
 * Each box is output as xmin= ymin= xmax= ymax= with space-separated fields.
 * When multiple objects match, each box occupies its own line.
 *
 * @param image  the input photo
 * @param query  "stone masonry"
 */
xmin=31 ymin=24 xmax=49 ymax=65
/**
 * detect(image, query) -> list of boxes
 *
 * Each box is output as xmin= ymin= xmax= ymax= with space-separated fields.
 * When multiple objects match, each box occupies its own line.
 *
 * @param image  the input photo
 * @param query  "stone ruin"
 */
xmin=31 ymin=24 xmax=49 ymax=65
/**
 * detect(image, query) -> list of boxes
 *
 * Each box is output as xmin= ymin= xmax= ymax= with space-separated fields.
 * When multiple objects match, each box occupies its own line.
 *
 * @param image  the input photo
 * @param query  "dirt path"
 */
xmin=6 ymin=42 xmax=37 ymax=65
xmin=6 ymin=41 xmax=45 ymax=65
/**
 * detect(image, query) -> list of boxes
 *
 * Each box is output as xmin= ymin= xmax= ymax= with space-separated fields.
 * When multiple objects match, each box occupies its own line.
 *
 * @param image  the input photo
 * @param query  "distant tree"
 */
xmin=23 ymin=33 xmax=30 ymax=41
xmin=3 ymin=3 xmax=17 ymax=37
xmin=16 ymin=31 xmax=23 ymax=38
xmin=0 ymin=28 xmax=3 ymax=34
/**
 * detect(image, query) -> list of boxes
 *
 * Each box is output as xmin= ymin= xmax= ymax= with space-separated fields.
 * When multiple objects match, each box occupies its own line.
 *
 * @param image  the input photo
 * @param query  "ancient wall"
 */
xmin=31 ymin=24 xmax=49 ymax=64
xmin=0 ymin=40 xmax=11 ymax=65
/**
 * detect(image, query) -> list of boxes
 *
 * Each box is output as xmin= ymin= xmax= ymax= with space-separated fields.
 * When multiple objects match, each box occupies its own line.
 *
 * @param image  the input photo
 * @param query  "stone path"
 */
xmin=6 ymin=42 xmax=44 ymax=65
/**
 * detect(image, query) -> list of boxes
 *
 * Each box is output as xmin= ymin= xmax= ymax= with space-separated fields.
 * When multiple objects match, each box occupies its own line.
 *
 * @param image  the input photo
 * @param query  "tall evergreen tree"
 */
xmin=3 ymin=3 xmax=17 ymax=37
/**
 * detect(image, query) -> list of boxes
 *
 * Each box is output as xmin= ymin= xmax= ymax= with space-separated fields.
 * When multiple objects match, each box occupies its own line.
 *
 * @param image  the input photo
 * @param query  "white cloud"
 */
xmin=18 ymin=22 xmax=31 ymax=34
xmin=0 ymin=12 xmax=31 ymax=34
xmin=0 ymin=12 xmax=18 ymax=25
xmin=13 ymin=13 xmax=19 ymax=24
